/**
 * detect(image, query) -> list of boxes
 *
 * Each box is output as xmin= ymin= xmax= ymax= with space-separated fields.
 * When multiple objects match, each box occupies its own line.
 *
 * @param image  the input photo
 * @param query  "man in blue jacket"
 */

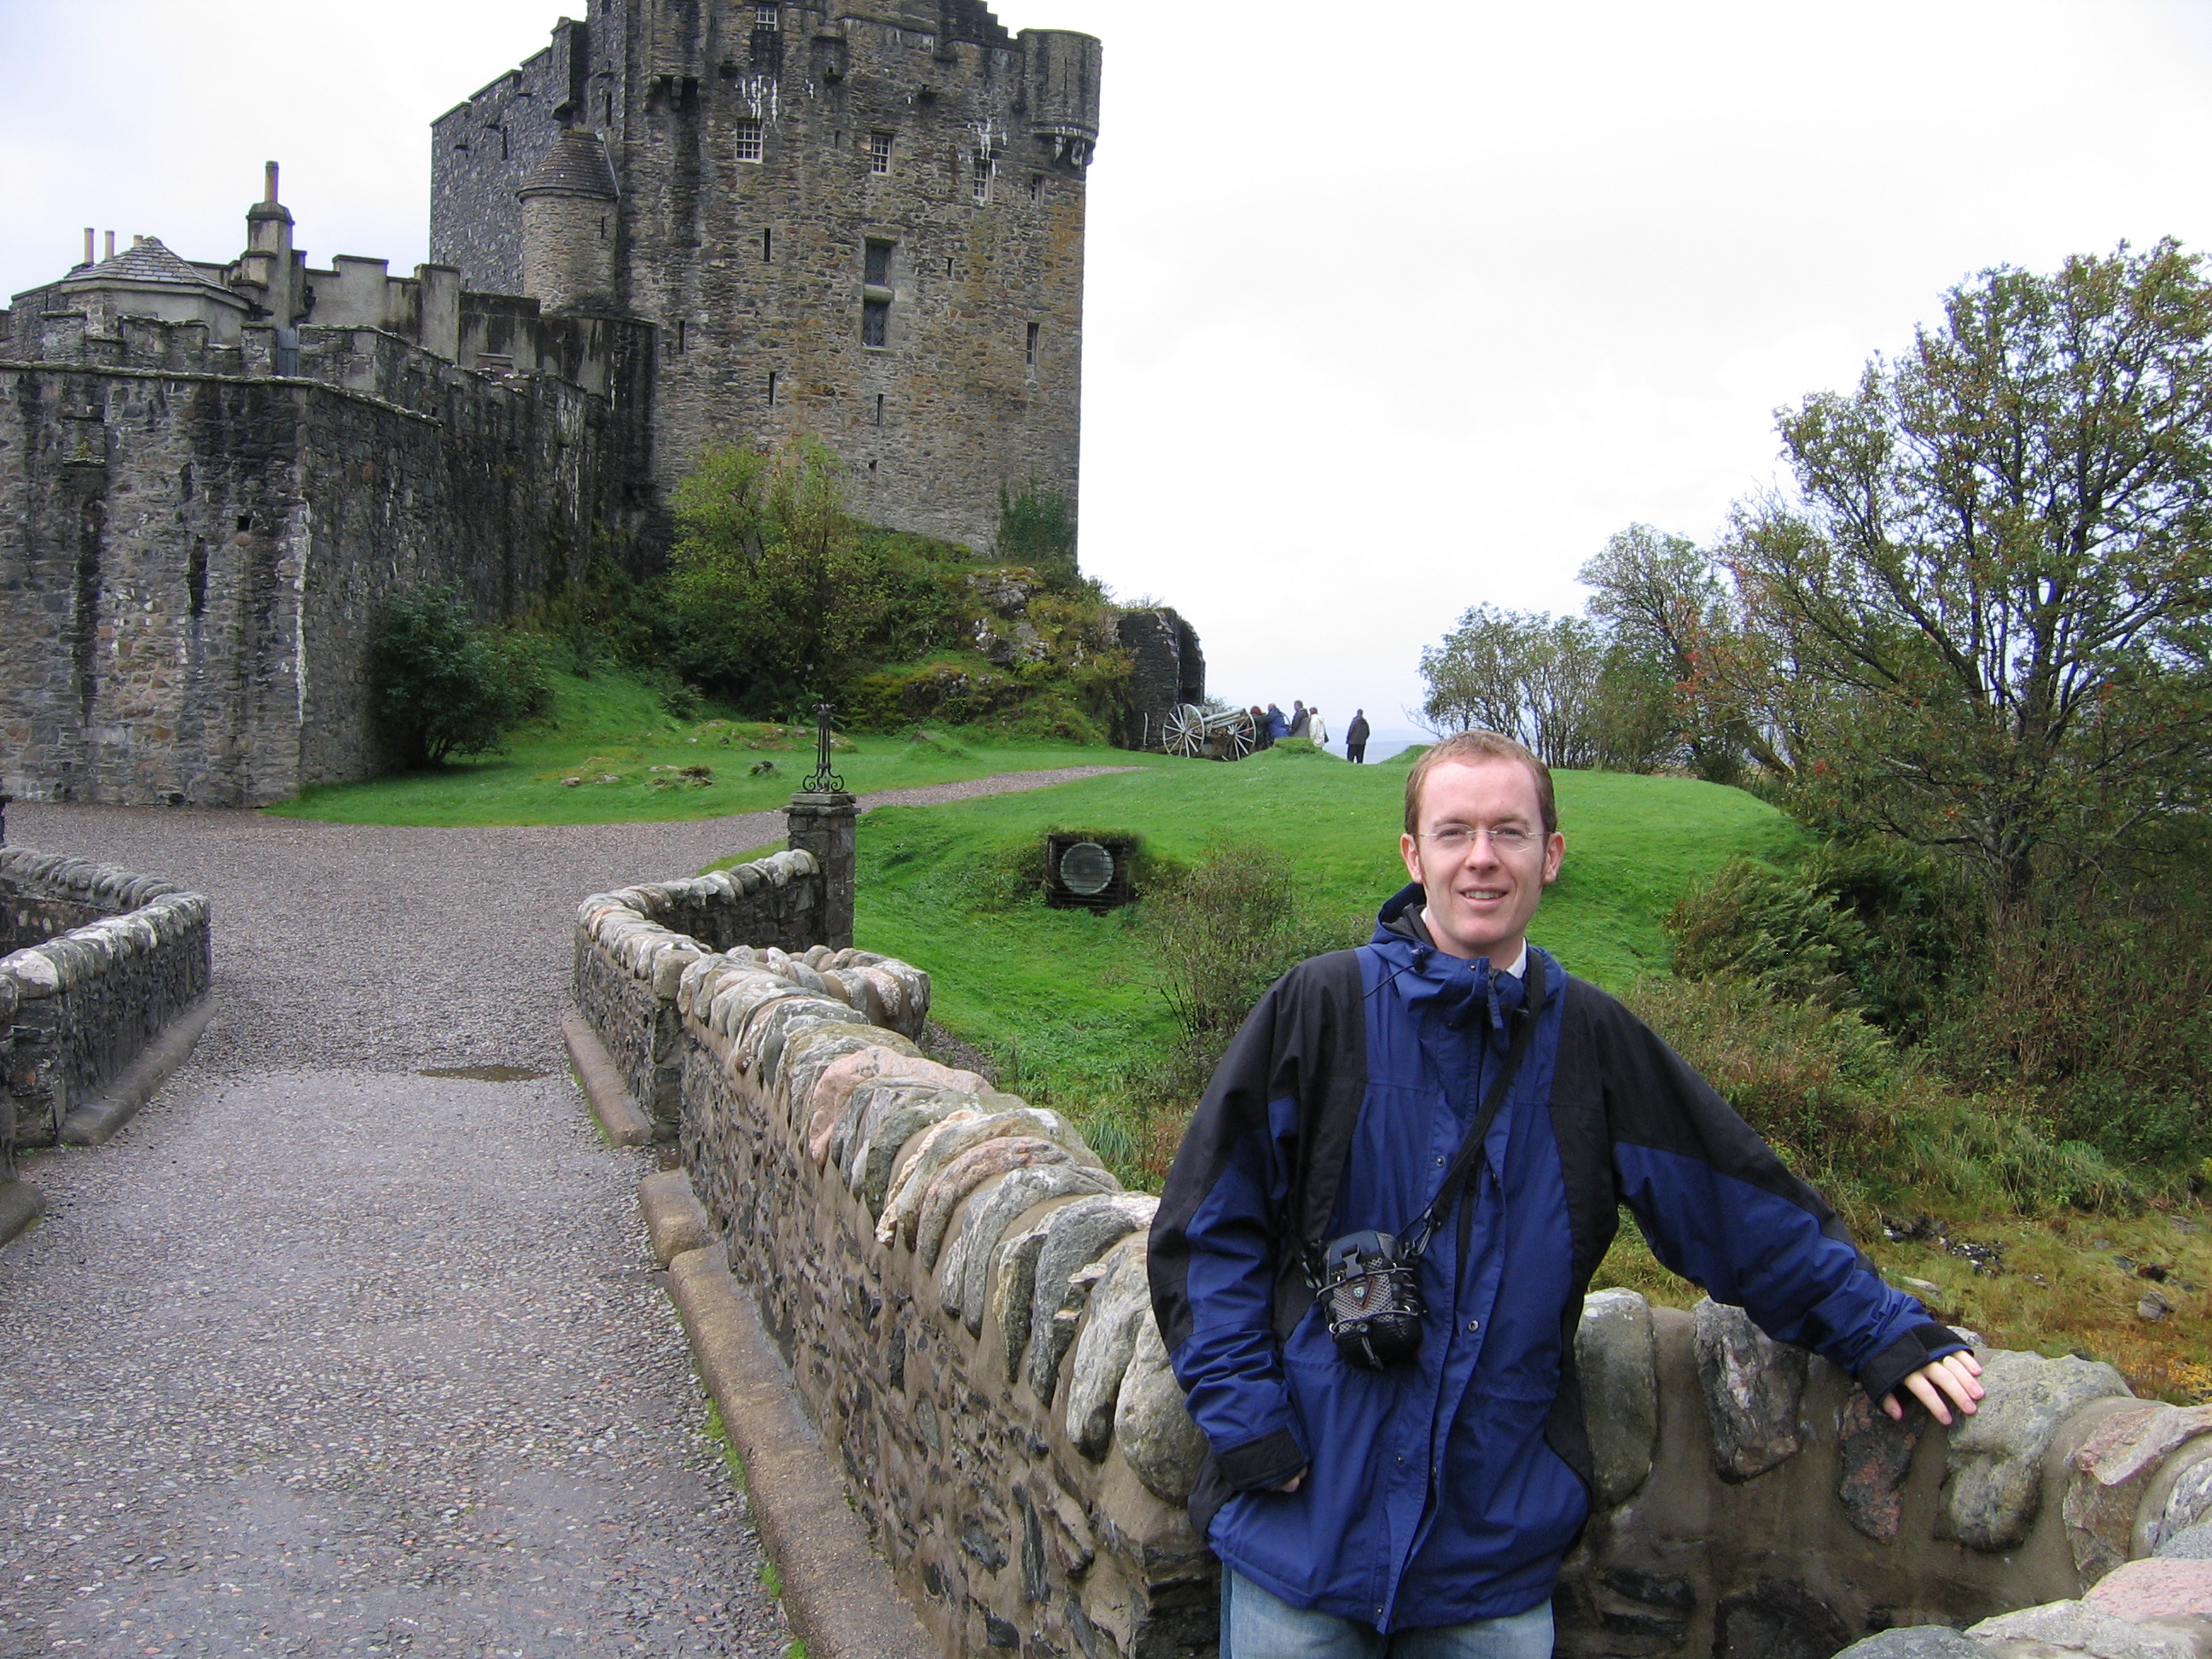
xmin=1148 ymin=730 xmax=1984 ymax=1657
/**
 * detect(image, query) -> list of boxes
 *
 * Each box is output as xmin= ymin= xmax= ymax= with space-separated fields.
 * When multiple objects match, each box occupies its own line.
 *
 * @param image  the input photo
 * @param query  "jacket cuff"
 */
xmin=1214 ymin=1427 xmax=1307 ymax=1492
xmin=1856 ymin=1322 xmax=1971 ymax=1406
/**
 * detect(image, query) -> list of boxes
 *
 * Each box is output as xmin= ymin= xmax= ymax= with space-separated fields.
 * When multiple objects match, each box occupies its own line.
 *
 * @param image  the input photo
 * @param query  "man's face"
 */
xmin=1398 ymin=758 xmax=1565 ymax=963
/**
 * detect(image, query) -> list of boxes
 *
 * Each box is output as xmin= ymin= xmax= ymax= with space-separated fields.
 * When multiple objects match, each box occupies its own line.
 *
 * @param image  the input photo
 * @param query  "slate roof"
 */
xmin=518 ymin=129 xmax=619 ymax=200
xmin=54 ymin=237 xmax=237 ymax=298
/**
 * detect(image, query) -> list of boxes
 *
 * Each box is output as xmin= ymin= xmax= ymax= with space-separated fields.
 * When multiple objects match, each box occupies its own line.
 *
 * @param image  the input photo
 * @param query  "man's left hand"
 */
xmin=1883 ymin=1350 xmax=1985 ymax=1424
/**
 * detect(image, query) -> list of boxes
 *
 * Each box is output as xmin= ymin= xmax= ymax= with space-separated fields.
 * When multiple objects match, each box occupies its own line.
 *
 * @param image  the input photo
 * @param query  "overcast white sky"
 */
xmin=9 ymin=0 xmax=2212 ymax=738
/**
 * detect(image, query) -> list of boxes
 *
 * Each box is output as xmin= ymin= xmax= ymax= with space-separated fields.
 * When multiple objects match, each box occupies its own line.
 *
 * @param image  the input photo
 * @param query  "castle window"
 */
xmin=864 ymin=239 xmax=894 ymax=288
xmin=870 ymin=131 xmax=894 ymax=175
xmin=767 ymin=370 xmax=778 ymax=405
xmin=735 ymin=119 xmax=764 ymax=163
xmin=875 ymin=393 xmax=885 ymax=426
xmin=1029 ymin=174 xmax=1043 ymax=202
xmin=763 ymin=227 xmax=773 ymax=262
xmin=754 ymin=3 xmax=778 ymax=26
xmin=1026 ymin=322 xmax=1039 ymax=368
xmin=672 ymin=318 xmax=688 ymax=353
xmin=862 ymin=299 xmax=889 ymax=349
xmin=971 ymin=151 xmax=993 ymax=203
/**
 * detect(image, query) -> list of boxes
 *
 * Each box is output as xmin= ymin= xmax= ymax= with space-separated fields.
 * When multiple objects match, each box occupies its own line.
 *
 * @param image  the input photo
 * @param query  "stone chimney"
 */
xmin=238 ymin=160 xmax=303 ymax=325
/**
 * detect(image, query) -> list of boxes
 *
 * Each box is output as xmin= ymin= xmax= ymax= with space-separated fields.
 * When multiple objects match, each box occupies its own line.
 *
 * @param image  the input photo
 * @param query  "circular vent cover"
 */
xmin=1058 ymin=841 xmax=1115 ymax=897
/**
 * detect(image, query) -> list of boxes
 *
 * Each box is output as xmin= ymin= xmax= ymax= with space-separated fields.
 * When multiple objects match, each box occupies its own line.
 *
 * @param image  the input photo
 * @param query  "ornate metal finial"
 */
xmin=803 ymin=701 xmax=845 ymax=793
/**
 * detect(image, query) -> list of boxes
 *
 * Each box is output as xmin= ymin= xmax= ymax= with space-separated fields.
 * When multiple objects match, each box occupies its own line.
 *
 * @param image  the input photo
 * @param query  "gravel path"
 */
xmin=0 ymin=765 xmax=1132 ymax=1657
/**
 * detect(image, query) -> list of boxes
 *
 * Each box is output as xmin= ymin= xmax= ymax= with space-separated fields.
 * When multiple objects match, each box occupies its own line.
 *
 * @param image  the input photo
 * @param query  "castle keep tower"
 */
xmin=432 ymin=0 xmax=1101 ymax=555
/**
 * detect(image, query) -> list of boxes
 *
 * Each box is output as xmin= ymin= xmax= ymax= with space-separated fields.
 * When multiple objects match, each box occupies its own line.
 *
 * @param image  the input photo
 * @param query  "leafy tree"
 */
xmin=666 ymin=441 xmax=957 ymax=713
xmin=370 ymin=585 xmax=549 ymax=768
xmin=1418 ymin=604 xmax=1609 ymax=768
xmin=1728 ymin=241 xmax=2212 ymax=906
xmin=1579 ymin=524 xmax=1770 ymax=783
xmin=997 ymin=484 xmax=1080 ymax=591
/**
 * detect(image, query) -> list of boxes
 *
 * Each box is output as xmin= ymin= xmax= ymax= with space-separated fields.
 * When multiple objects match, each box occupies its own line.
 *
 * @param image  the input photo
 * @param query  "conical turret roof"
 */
xmin=518 ymin=129 xmax=619 ymax=201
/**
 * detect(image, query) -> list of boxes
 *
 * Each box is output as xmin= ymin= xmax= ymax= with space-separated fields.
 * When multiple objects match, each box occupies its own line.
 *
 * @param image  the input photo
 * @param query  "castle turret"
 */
xmin=1020 ymin=29 xmax=1102 ymax=167
xmin=517 ymin=130 xmax=619 ymax=314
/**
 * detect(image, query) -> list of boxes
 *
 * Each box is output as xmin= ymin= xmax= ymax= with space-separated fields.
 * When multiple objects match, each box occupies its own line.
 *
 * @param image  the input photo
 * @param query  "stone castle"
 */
xmin=0 ymin=0 xmax=1106 ymax=806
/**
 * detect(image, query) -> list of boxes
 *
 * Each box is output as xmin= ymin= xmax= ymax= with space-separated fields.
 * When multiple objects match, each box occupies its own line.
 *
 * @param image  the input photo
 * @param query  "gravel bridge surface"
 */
xmin=0 ymin=768 xmax=1133 ymax=1658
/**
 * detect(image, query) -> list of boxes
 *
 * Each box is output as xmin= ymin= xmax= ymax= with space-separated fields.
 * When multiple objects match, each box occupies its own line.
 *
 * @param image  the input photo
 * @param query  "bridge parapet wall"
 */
xmin=0 ymin=847 xmax=210 ymax=1171
xmin=575 ymin=849 xmax=2212 ymax=1658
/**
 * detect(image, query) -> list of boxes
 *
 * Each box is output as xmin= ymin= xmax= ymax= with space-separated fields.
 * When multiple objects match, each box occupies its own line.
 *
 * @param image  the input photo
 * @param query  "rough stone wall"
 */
xmin=1115 ymin=608 xmax=1206 ymax=749
xmin=0 ymin=307 xmax=652 ymax=805
xmin=429 ymin=20 xmax=592 ymax=294
xmin=0 ymin=847 xmax=210 ymax=1160
xmin=573 ymin=849 xmax=847 ymax=1129
xmin=573 ymin=851 xmax=2212 ymax=1658
xmin=0 ymin=891 xmax=101 ymax=954
xmin=436 ymin=0 xmax=1097 ymax=556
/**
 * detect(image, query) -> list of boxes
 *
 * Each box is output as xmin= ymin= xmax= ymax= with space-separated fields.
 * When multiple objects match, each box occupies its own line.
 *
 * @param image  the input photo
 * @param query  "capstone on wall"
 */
xmin=0 ymin=307 xmax=652 ymax=805
xmin=0 ymin=847 xmax=210 ymax=1173
xmin=434 ymin=0 xmax=1099 ymax=555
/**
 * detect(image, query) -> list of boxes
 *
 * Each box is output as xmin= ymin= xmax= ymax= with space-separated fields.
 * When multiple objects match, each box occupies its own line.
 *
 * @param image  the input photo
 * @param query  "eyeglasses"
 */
xmin=1417 ymin=824 xmax=1540 ymax=855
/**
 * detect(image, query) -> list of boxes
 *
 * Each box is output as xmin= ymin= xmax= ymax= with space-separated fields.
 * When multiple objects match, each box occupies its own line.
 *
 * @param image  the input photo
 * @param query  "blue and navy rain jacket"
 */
xmin=1146 ymin=885 xmax=1963 ymax=1633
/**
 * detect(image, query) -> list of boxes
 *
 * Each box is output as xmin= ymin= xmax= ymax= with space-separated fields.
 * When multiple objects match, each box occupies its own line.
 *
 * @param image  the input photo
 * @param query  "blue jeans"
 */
xmin=1221 ymin=1569 xmax=1555 ymax=1658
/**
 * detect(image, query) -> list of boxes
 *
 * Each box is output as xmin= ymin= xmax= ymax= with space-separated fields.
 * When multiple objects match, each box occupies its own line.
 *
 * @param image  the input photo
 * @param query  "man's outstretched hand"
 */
xmin=1884 ymin=1349 xmax=1985 ymax=1424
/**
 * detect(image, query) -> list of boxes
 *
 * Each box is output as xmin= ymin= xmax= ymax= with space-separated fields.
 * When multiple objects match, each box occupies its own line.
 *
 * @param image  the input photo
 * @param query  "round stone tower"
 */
xmin=517 ymin=129 xmax=619 ymax=313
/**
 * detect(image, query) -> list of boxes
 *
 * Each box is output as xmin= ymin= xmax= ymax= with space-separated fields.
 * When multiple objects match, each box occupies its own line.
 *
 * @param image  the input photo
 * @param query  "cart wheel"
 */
xmin=1163 ymin=704 xmax=1206 ymax=758
xmin=1223 ymin=718 xmax=1255 ymax=761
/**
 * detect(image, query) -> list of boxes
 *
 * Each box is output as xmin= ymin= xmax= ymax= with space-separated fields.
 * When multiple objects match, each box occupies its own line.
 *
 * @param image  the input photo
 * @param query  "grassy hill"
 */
xmin=268 ymin=669 xmax=1180 ymax=827
xmin=851 ymin=748 xmax=1796 ymax=1126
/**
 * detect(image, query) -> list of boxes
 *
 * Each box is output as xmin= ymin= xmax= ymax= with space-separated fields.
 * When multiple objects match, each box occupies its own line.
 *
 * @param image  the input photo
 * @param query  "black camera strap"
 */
xmin=1395 ymin=952 xmax=1545 ymax=1263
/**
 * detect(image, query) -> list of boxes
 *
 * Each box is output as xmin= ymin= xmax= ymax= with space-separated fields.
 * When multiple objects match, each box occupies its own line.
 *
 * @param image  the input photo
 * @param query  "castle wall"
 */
xmin=433 ymin=0 xmax=1097 ymax=557
xmin=0 ymin=311 xmax=652 ymax=805
xmin=428 ymin=21 xmax=592 ymax=294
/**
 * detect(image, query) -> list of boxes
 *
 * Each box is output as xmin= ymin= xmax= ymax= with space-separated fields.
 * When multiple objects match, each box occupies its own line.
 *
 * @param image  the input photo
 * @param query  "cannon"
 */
xmin=1156 ymin=702 xmax=1255 ymax=761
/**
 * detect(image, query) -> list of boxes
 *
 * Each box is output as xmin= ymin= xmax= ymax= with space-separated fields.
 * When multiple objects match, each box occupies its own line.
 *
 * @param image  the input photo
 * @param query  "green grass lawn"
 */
xmin=267 ymin=669 xmax=1181 ymax=827
xmin=848 ymin=748 xmax=1798 ymax=1126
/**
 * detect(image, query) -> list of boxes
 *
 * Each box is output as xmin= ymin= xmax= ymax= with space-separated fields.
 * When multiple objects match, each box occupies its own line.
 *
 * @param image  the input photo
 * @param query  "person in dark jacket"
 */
xmin=1345 ymin=710 xmax=1371 ymax=764
xmin=1149 ymin=729 xmax=1982 ymax=1657
xmin=1289 ymin=701 xmax=1311 ymax=739
xmin=1265 ymin=704 xmax=1289 ymax=744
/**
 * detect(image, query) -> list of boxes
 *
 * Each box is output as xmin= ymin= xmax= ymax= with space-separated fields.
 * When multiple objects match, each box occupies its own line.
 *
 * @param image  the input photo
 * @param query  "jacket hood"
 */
xmin=1371 ymin=882 xmax=1531 ymax=1046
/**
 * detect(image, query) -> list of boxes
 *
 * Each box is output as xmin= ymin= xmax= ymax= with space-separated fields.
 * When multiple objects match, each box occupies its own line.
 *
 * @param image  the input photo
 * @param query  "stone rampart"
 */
xmin=0 ymin=847 xmax=210 ymax=1173
xmin=0 ymin=306 xmax=652 ymax=806
xmin=577 ymin=853 xmax=2212 ymax=1659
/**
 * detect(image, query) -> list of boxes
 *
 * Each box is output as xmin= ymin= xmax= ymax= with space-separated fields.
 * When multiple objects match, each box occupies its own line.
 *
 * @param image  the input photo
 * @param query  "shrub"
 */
xmin=1930 ymin=885 xmax=2212 ymax=1173
xmin=1137 ymin=842 xmax=1363 ymax=1112
xmin=1624 ymin=972 xmax=2136 ymax=1220
xmin=998 ymin=485 xmax=1080 ymax=591
xmin=370 ymin=585 xmax=547 ymax=768
xmin=1666 ymin=840 xmax=1972 ymax=1039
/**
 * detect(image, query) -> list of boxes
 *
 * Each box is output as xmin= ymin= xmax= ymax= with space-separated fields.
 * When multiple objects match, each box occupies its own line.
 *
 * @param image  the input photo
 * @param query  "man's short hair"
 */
xmin=1403 ymin=731 xmax=1558 ymax=838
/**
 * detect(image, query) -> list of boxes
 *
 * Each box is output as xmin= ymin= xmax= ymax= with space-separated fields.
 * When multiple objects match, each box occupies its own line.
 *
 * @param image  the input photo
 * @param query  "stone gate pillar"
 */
xmin=785 ymin=792 xmax=858 ymax=950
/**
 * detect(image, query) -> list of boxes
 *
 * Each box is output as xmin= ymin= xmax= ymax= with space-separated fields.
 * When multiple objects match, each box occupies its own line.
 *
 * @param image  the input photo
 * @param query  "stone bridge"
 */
xmin=7 ymin=781 xmax=2212 ymax=1659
